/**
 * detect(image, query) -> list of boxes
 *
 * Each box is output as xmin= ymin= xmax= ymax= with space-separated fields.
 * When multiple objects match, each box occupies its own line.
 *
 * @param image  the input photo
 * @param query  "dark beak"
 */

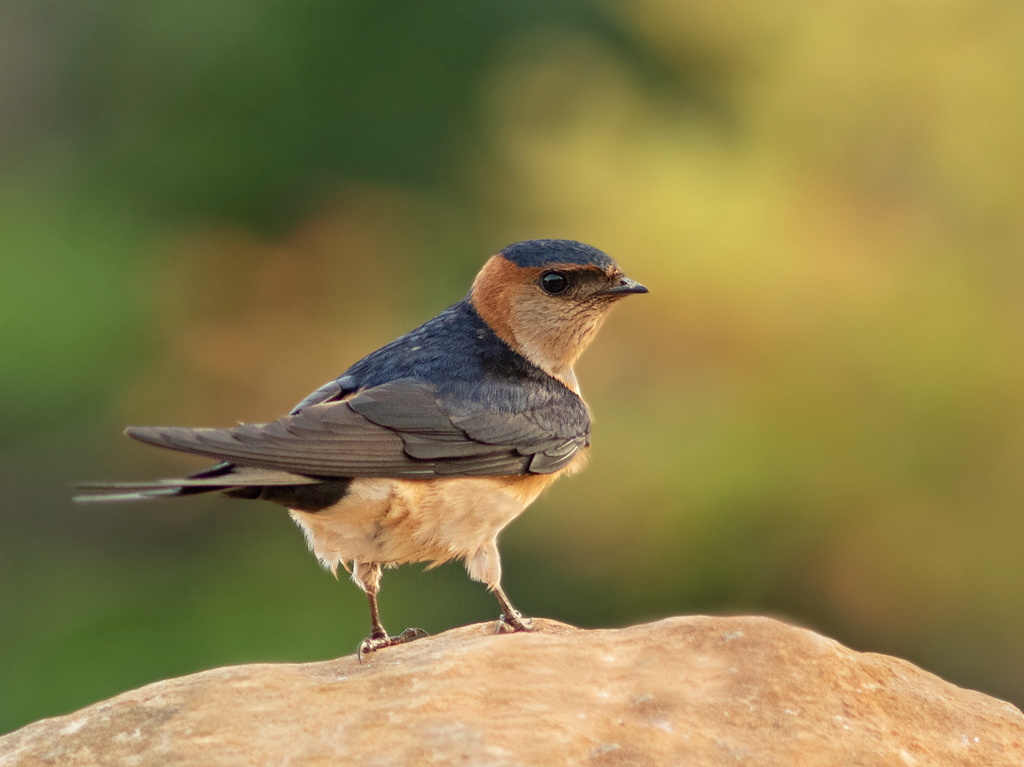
xmin=596 ymin=276 xmax=649 ymax=296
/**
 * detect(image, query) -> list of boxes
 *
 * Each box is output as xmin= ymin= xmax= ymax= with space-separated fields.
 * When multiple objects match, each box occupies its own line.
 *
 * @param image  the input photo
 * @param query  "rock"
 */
xmin=1 ymin=616 xmax=1022 ymax=766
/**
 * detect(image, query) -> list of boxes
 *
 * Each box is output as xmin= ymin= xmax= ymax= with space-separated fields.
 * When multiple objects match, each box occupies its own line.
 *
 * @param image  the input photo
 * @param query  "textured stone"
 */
xmin=2 ymin=616 xmax=1022 ymax=766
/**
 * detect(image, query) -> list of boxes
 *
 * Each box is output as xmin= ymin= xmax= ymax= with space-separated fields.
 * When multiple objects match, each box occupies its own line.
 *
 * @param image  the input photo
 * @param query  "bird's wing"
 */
xmin=287 ymin=376 xmax=356 ymax=414
xmin=126 ymin=379 xmax=588 ymax=478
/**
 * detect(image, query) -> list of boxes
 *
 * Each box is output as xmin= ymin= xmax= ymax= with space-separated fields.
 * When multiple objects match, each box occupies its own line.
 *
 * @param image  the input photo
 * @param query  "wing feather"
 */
xmin=126 ymin=378 xmax=588 ymax=478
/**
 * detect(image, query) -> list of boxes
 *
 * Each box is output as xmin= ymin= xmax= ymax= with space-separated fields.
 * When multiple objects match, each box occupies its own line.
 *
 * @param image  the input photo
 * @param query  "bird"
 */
xmin=75 ymin=239 xmax=648 ymax=656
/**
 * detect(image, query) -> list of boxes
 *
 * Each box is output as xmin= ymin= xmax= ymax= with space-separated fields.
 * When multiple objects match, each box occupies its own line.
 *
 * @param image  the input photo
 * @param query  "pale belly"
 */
xmin=288 ymin=472 xmax=559 ymax=579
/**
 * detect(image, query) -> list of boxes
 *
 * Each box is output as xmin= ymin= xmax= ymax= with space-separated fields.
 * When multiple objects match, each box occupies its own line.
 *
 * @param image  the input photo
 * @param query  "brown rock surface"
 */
xmin=2 ymin=616 xmax=1022 ymax=766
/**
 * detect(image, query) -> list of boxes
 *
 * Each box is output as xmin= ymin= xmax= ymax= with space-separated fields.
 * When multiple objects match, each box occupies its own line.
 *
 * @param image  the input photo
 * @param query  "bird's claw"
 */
xmin=357 ymin=627 xmax=428 ymax=662
xmin=495 ymin=611 xmax=534 ymax=634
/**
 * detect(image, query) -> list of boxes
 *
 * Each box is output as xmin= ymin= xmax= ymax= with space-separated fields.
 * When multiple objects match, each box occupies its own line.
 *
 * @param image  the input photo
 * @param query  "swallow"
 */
xmin=75 ymin=239 xmax=648 ymax=656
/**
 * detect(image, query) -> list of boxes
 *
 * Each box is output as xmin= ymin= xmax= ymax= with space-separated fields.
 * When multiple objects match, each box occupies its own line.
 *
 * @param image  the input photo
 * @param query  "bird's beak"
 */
xmin=596 ymin=276 xmax=649 ymax=296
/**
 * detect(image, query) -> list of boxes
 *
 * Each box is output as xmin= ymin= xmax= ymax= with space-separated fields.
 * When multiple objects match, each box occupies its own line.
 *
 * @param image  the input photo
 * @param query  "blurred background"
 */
xmin=3 ymin=0 xmax=1024 ymax=734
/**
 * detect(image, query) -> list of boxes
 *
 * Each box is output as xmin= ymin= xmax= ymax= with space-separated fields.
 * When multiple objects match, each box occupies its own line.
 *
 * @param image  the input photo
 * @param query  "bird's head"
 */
xmin=470 ymin=239 xmax=648 ymax=391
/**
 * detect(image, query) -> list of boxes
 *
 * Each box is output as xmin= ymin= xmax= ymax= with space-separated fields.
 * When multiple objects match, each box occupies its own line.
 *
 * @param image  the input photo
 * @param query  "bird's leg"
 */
xmin=355 ymin=562 xmax=426 ymax=661
xmin=366 ymin=587 xmax=388 ymax=641
xmin=492 ymin=583 xmax=533 ymax=633
xmin=465 ymin=542 xmax=534 ymax=634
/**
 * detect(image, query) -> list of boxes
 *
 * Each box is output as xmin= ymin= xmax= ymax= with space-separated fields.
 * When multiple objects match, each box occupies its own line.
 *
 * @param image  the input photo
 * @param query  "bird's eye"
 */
xmin=541 ymin=271 xmax=569 ymax=295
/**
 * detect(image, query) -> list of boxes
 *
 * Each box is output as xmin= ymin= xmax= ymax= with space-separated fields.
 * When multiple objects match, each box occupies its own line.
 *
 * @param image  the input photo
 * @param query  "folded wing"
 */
xmin=122 ymin=379 xmax=588 ymax=479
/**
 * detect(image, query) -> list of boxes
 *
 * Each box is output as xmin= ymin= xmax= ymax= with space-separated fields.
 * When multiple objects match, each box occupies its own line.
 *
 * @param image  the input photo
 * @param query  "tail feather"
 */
xmin=73 ymin=465 xmax=324 ymax=506
xmin=73 ymin=487 xmax=184 ymax=504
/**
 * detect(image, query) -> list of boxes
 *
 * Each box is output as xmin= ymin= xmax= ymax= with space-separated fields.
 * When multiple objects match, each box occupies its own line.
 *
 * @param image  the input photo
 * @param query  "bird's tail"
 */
xmin=73 ymin=480 xmax=221 ymax=504
xmin=72 ymin=462 xmax=347 ymax=511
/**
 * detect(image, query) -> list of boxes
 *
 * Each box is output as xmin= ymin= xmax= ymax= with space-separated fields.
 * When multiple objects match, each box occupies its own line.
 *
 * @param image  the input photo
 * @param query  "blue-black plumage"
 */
xmin=498 ymin=239 xmax=617 ymax=271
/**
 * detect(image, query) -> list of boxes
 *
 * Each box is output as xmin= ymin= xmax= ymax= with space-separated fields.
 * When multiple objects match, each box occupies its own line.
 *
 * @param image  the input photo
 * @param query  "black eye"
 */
xmin=541 ymin=271 xmax=569 ymax=294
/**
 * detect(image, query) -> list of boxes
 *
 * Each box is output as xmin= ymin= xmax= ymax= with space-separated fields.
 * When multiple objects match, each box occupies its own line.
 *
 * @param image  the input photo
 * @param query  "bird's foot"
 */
xmin=357 ymin=627 xmax=427 ymax=662
xmin=495 ymin=610 xmax=534 ymax=634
